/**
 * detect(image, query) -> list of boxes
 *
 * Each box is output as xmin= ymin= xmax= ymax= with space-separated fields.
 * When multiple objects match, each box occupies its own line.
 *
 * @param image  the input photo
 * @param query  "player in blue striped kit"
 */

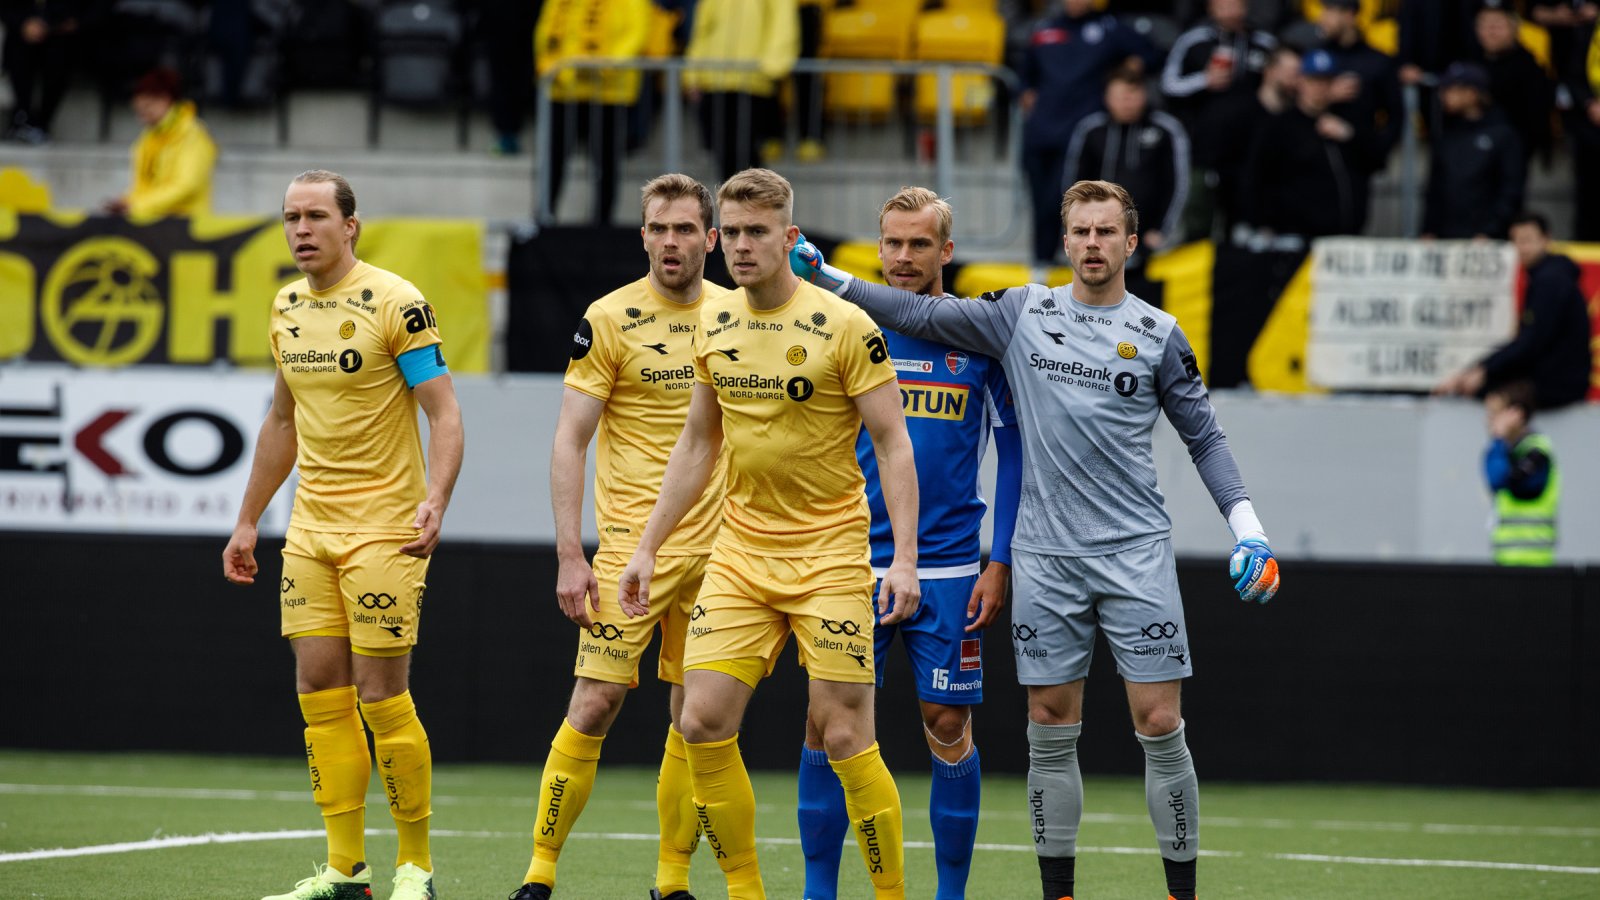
xmin=796 ymin=187 xmax=1023 ymax=900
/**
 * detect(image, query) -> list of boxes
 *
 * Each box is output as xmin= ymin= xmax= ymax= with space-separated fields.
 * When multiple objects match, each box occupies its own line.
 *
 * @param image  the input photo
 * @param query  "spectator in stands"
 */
xmin=476 ymin=0 xmax=536 ymax=155
xmin=1064 ymin=66 xmax=1190 ymax=261
xmin=1397 ymin=0 xmax=1479 ymax=87
xmin=1210 ymin=44 xmax=1299 ymax=235
xmin=1161 ymin=0 xmax=1277 ymax=174
xmin=1480 ymin=380 xmax=1560 ymax=566
xmin=1019 ymin=0 xmax=1157 ymax=268
xmin=1313 ymin=0 xmax=1402 ymax=231
xmin=1471 ymin=1 xmax=1555 ymax=175
xmin=102 ymin=67 xmax=216 ymax=219
xmin=683 ymin=0 xmax=799 ymax=180
xmin=1530 ymin=0 xmax=1600 ymax=239
xmin=1422 ymin=62 xmax=1524 ymax=240
xmin=1 ymin=0 xmax=84 ymax=144
xmin=1435 ymin=210 xmax=1593 ymax=410
xmin=536 ymin=0 xmax=650 ymax=225
xmin=1238 ymin=49 xmax=1363 ymax=245
xmin=794 ymin=0 xmax=827 ymax=162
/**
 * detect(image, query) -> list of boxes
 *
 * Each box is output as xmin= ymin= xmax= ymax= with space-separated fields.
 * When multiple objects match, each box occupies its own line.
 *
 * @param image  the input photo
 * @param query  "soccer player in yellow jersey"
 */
xmin=222 ymin=170 xmax=464 ymax=900
xmin=620 ymin=168 xmax=921 ymax=900
xmin=509 ymin=174 xmax=729 ymax=900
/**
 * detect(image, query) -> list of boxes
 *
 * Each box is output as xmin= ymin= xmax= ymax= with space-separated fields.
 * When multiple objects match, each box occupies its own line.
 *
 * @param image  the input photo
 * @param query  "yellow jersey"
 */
xmin=566 ymin=276 xmax=730 ymax=555
xmin=270 ymin=261 xmax=444 ymax=533
xmin=127 ymin=100 xmax=216 ymax=218
xmin=695 ymin=280 xmax=896 ymax=557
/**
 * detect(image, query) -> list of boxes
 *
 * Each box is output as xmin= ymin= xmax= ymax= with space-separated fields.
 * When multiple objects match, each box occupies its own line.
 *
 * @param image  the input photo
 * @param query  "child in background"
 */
xmin=1483 ymin=380 xmax=1560 ymax=566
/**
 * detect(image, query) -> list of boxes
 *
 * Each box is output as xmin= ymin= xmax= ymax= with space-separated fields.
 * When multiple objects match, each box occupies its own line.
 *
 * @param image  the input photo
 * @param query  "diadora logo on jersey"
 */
xmin=286 ymin=326 xmax=301 ymax=338
xmin=713 ymin=348 xmax=741 ymax=361
xmin=945 ymin=351 xmax=969 ymax=375
xmin=893 ymin=358 xmax=934 ymax=374
xmin=1042 ymin=330 xmax=1067 ymax=345
xmin=644 ymin=342 xmax=668 ymax=355
xmin=899 ymin=380 xmax=970 ymax=421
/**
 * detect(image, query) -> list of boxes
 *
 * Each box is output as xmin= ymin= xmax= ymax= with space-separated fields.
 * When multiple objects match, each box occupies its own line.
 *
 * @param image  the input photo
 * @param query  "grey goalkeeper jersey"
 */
xmin=843 ymin=279 xmax=1248 ymax=557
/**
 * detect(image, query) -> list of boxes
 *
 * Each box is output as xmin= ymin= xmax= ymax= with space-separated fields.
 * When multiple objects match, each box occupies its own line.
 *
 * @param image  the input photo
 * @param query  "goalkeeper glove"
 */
xmin=1228 ymin=538 xmax=1280 ymax=603
xmin=789 ymin=232 xmax=853 ymax=295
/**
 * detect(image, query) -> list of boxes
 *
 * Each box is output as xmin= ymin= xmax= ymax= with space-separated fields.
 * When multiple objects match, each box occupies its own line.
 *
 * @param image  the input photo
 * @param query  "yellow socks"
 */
xmin=656 ymin=725 xmax=699 ymax=895
xmin=832 ymin=742 xmax=906 ymax=899
xmin=300 ymin=686 xmax=370 ymax=877
xmin=360 ymin=691 xmax=432 ymax=872
xmin=685 ymin=734 xmax=765 ymax=900
xmin=523 ymin=719 xmax=605 ymax=887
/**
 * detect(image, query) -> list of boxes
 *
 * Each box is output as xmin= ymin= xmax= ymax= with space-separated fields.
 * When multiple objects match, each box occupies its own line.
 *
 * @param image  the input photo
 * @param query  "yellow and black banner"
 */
xmin=0 ymin=211 xmax=489 ymax=371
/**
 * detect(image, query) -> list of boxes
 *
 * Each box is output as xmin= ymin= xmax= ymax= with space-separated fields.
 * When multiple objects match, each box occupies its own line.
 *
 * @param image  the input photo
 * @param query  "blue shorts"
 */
xmin=873 ymin=573 xmax=984 ymax=704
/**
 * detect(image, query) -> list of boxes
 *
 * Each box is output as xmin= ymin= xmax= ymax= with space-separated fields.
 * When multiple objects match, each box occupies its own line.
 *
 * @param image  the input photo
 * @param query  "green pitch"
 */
xmin=1 ymin=750 xmax=1596 ymax=899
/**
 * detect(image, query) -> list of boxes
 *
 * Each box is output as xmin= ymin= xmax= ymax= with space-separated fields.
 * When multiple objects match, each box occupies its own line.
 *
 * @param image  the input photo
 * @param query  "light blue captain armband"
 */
xmin=397 ymin=344 xmax=449 ymax=389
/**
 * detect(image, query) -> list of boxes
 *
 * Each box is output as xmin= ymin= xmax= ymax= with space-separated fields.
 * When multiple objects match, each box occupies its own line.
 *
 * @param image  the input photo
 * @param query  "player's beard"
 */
xmin=653 ymin=256 xmax=702 ymax=293
xmin=1073 ymin=254 xmax=1122 ymax=287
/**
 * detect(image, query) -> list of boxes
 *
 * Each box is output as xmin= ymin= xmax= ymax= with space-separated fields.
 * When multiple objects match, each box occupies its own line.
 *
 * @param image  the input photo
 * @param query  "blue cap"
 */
xmin=1301 ymin=49 xmax=1338 ymax=77
xmin=1439 ymin=61 xmax=1490 ymax=92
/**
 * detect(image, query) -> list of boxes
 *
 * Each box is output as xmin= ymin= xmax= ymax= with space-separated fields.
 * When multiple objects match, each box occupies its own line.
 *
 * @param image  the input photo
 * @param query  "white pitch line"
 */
xmin=2 ymin=829 xmax=1595 ymax=876
xmin=10 ymin=782 xmax=1597 ymax=840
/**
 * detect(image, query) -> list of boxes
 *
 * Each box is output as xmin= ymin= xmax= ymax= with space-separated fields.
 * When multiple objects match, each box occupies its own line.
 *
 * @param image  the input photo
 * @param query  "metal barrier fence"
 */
xmin=533 ymin=57 xmax=1027 ymax=253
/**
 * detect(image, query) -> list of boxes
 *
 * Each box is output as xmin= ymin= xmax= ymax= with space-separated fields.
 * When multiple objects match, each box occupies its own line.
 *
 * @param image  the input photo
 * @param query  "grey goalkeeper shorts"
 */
xmin=1010 ymin=538 xmax=1192 ymax=685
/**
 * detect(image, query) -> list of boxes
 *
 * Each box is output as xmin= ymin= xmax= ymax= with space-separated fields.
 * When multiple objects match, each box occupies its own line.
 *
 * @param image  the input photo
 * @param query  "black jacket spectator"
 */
xmin=1240 ymin=108 xmax=1362 ymax=238
xmin=1064 ymin=107 xmax=1190 ymax=247
xmin=1471 ymin=4 xmax=1555 ymax=171
xmin=1423 ymin=110 xmax=1524 ymax=239
xmin=1398 ymin=0 xmax=1478 ymax=79
xmin=1482 ymin=252 xmax=1593 ymax=409
xmin=1529 ymin=0 xmax=1600 ymax=240
xmin=1240 ymin=51 xmax=1364 ymax=239
xmin=1161 ymin=0 xmax=1277 ymax=166
xmin=1020 ymin=7 xmax=1157 ymax=151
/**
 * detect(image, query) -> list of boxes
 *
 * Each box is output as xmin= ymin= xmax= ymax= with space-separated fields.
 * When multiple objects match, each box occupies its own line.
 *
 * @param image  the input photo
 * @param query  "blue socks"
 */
xmin=797 ymin=743 xmax=983 ymax=900
xmin=797 ymin=745 xmax=848 ymax=900
xmin=929 ymin=748 xmax=981 ymax=900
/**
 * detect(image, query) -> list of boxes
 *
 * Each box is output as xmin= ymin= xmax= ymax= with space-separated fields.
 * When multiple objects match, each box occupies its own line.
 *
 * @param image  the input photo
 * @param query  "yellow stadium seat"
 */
xmin=939 ymin=0 xmax=999 ymax=11
xmin=821 ymin=7 xmax=915 ymax=120
xmin=0 ymin=167 xmax=51 ymax=212
xmin=913 ymin=9 xmax=1004 ymax=125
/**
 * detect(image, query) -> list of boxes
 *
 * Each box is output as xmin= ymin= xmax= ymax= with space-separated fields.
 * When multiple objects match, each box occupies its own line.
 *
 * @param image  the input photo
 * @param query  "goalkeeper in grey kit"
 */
xmin=792 ymin=179 xmax=1280 ymax=900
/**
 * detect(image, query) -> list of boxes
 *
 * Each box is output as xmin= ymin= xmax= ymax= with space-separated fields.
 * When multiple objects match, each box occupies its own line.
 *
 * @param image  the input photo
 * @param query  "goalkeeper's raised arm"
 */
xmin=791 ymin=233 xmax=1015 ymax=360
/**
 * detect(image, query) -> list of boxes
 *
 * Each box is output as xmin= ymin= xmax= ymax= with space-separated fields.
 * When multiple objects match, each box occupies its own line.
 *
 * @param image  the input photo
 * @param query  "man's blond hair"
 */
xmin=879 ymin=186 xmax=953 ymax=244
xmin=641 ymin=173 xmax=715 ymax=231
xmin=1059 ymin=179 xmax=1139 ymax=235
xmin=716 ymin=168 xmax=793 ymax=221
xmin=290 ymin=169 xmax=361 ymax=249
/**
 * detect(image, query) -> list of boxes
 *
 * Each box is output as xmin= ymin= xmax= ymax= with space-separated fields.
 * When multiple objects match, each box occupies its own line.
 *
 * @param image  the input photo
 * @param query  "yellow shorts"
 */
xmin=576 ymin=551 xmax=709 ymax=686
xmin=279 ymin=526 xmax=430 ymax=655
xmin=685 ymin=543 xmax=876 ymax=685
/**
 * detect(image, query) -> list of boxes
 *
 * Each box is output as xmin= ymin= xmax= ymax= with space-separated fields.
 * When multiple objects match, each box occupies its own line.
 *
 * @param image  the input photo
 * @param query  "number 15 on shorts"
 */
xmin=931 ymin=667 xmax=949 ymax=690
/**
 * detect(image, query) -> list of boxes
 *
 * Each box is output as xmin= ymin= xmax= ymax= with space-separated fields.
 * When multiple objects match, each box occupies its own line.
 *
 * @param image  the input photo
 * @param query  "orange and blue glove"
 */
xmin=1228 ymin=538 xmax=1280 ymax=603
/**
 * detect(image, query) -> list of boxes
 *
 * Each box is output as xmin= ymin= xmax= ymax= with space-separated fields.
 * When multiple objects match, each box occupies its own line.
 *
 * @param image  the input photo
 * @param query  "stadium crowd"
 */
xmin=4 ymin=1 xmax=1597 ymax=243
